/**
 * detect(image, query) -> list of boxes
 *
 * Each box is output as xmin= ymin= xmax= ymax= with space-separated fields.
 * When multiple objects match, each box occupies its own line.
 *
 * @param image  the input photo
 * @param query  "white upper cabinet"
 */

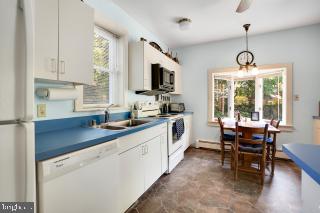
xmin=58 ymin=0 xmax=94 ymax=84
xmin=129 ymin=41 xmax=182 ymax=94
xmin=34 ymin=0 xmax=94 ymax=85
xmin=34 ymin=0 xmax=59 ymax=80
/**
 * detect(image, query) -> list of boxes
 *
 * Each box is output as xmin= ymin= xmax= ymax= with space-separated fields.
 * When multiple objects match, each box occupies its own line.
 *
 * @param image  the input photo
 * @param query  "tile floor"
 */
xmin=128 ymin=148 xmax=301 ymax=213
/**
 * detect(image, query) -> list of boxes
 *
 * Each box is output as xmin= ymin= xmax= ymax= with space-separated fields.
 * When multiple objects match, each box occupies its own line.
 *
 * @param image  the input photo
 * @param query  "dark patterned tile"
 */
xmin=132 ymin=148 xmax=302 ymax=213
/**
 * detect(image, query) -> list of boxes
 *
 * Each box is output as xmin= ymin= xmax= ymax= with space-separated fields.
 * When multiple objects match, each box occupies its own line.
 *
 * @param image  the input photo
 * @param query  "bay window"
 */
xmin=208 ymin=64 xmax=293 ymax=126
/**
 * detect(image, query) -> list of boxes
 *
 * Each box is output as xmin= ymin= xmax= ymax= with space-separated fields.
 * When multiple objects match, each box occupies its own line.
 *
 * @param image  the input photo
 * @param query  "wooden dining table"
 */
xmin=222 ymin=120 xmax=281 ymax=139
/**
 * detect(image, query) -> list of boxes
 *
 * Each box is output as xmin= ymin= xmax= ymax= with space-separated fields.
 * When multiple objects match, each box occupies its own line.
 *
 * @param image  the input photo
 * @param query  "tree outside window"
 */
xmin=214 ymin=79 xmax=229 ymax=118
xmin=263 ymin=76 xmax=283 ymax=121
xmin=234 ymin=80 xmax=255 ymax=118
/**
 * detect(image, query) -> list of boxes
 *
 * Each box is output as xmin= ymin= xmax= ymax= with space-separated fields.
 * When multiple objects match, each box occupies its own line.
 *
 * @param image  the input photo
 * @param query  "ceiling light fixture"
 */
xmin=178 ymin=18 xmax=192 ymax=31
xmin=236 ymin=24 xmax=258 ymax=74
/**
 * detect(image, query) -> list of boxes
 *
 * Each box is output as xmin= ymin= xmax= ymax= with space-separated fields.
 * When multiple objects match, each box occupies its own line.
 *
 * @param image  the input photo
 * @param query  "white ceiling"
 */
xmin=112 ymin=0 xmax=320 ymax=48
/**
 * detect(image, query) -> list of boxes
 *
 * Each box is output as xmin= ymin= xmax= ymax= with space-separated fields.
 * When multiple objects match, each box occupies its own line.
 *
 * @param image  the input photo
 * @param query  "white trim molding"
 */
xmin=195 ymin=139 xmax=290 ymax=159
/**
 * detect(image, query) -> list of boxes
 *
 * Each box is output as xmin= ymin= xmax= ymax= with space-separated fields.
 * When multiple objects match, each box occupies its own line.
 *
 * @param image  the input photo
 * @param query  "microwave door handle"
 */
xmin=170 ymin=74 xmax=175 ymax=84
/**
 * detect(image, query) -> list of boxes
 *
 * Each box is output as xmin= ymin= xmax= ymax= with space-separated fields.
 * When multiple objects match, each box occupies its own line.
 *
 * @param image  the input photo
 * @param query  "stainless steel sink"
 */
xmin=98 ymin=124 xmax=127 ymax=130
xmin=97 ymin=119 xmax=151 ymax=131
xmin=107 ymin=119 xmax=151 ymax=127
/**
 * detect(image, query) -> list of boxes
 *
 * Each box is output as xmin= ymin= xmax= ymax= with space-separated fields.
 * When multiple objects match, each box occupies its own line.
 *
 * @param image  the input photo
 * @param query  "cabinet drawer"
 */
xmin=118 ymin=123 xmax=167 ymax=153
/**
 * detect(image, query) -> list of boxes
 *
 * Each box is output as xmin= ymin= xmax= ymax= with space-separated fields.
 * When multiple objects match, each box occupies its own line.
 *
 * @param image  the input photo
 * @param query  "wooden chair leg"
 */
xmin=234 ymin=152 xmax=239 ymax=181
xmin=260 ymin=155 xmax=266 ymax=185
xmin=266 ymin=145 xmax=271 ymax=169
xmin=221 ymin=142 xmax=225 ymax=166
xmin=231 ymin=146 xmax=234 ymax=170
xmin=235 ymin=162 xmax=238 ymax=181
xmin=271 ymin=143 xmax=276 ymax=176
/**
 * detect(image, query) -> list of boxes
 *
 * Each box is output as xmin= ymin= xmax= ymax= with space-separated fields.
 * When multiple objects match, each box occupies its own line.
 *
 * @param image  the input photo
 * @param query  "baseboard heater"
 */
xmin=195 ymin=139 xmax=290 ymax=160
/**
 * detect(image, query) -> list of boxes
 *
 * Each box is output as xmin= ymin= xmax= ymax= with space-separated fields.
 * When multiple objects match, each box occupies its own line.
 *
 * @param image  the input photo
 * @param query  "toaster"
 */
xmin=169 ymin=103 xmax=185 ymax=113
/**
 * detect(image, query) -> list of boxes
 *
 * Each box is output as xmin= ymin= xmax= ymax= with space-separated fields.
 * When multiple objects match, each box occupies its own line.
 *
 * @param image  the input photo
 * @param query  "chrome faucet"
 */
xmin=105 ymin=104 xmax=115 ymax=123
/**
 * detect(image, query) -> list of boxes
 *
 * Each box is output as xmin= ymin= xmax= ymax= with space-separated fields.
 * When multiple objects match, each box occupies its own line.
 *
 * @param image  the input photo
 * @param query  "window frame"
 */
xmin=75 ymin=26 xmax=121 ymax=111
xmin=207 ymin=64 xmax=293 ymax=130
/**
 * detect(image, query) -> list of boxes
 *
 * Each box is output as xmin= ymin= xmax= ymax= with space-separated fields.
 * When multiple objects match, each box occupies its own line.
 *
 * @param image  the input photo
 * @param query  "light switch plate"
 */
xmin=37 ymin=104 xmax=47 ymax=117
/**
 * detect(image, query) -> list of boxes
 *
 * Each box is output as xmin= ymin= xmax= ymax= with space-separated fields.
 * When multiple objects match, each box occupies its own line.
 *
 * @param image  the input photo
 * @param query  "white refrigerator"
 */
xmin=0 ymin=0 xmax=36 ymax=204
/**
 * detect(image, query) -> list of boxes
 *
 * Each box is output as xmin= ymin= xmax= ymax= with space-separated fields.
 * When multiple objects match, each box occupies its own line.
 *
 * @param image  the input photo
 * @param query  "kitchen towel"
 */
xmin=173 ymin=118 xmax=185 ymax=140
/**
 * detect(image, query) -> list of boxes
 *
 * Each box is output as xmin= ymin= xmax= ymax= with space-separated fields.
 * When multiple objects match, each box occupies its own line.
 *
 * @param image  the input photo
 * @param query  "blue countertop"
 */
xmin=36 ymin=118 xmax=168 ymax=161
xmin=283 ymin=144 xmax=320 ymax=185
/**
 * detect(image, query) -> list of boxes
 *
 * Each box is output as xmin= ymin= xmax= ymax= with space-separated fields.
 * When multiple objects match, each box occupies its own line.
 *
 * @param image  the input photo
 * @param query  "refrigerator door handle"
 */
xmin=22 ymin=122 xmax=36 ymax=203
xmin=21 ymin=0 xmax=34 ymax=121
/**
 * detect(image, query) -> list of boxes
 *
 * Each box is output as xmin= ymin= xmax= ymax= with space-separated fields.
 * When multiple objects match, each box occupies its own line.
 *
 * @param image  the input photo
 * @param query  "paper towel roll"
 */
xmin=36 ymin=88 xmax=79 ymax=100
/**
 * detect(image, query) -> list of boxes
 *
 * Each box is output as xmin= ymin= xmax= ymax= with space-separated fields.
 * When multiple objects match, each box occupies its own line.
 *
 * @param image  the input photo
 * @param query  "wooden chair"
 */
xmin=253 ymin=119 xmax=280 ymax=176
xmin=231 ymin=122 xmax=269 ymax=185
xmin=218 ymin=117 xmax=235 ymax=166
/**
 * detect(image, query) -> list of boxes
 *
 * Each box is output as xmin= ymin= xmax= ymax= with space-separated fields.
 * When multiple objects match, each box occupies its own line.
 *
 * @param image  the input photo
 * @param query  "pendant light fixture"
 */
xmin=236 ymin=24 xmax=258 ymax=74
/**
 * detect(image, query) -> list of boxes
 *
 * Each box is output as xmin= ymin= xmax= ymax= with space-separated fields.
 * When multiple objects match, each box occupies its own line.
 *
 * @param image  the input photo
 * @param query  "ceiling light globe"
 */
xmin=178 ymin=18 xmax=192 ymax=31
xmin=252 ymin=67 xmax=258 ymax=75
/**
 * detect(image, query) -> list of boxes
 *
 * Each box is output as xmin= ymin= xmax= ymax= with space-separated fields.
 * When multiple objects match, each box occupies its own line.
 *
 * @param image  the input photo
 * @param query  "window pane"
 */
xmin=263 ymin=76 xmax=283 ymax=121
xmin=83 ymin=28 xmax=114 ymax=106
xmin=83 ymin=69 xmax=110 ymax=104
xmin=214 ymin=79 xmax=229 ymax=118
xmin=234 ymin=80 xmax=255 ymax=118
xmin=93 ymin=31 xmax=110 ymax=70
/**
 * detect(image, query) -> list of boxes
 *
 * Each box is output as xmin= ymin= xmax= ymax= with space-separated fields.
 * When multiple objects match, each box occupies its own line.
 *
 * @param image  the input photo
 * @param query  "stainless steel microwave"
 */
xmin=152 ymin=63 xmax=175 ymax=93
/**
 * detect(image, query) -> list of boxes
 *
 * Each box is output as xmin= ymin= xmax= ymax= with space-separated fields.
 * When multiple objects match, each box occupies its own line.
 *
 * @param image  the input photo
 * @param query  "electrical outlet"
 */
xmin=37 ymin=104 xmax=47 ymax=117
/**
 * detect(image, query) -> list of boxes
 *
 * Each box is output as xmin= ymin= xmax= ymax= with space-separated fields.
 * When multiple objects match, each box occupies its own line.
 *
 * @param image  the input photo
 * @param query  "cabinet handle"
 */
xmin=60 ymin=60 xmax=66 ymax=74
xmin=146 ymin=145 xmax=148 ymax=154
xmin=142 ymin=145 xmax=145 ymax=155
xmin=50 ymin=58 xmax=57 ymax=73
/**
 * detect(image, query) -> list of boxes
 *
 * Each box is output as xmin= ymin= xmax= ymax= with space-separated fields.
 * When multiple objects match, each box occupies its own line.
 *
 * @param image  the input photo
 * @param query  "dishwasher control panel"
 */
xmin=37 ymin=139 xmax=119 ymax=181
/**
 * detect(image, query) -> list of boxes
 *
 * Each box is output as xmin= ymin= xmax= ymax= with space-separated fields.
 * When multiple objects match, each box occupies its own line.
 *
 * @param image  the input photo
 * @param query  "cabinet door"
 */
xmin=314 ymin=120 xmax=320 ymax=145
xmin=144 ymin=136 xmax=162 ymax=190
xmin=58 ymin=0 xmax=94 ymax=84
xmin=171 ymin=63 xmax=182 ymax=94
xmin=143 ymin=43 xmax=160 ymax=90
xmin=34 ymin=0 xmax=59 ymax=80
xmin=184 ymin=116 xmax=190 ymax=151
xmin=119 ymin=145 xmax=144 ymax=213
xmin=160 ymin=132 xmax=168 ymax=174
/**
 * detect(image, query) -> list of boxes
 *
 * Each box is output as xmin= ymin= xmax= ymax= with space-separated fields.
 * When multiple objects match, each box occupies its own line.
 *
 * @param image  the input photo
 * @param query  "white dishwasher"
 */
xmin=37 ymin=139 xmax=120 ymax=213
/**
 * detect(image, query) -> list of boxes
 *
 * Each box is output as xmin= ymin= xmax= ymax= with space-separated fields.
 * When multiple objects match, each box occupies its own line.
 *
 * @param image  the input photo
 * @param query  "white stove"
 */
xmin=165 ymin=114 xmax=185 ymax=173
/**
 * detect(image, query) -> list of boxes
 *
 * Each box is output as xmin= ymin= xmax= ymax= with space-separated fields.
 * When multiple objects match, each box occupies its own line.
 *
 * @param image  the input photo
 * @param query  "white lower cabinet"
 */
xmin=119 ymin=123 xmax=168 ymax=213
xmin=144 ymin=137 xmax=162 ymax=190
xmin=314 ymin=119 xmax=320 ymax=145
xmin=183 ymin=114 xmax=193 ymax=151
xmin=160 ymin=132 xmax=168 ymax=174
xmin=119 ymin=145 xmax=145 ymax=213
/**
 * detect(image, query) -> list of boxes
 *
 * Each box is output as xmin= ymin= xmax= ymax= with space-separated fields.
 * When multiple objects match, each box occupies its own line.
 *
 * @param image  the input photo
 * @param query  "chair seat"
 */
xmin=223 ymin=133 xmax=235 ymax=141
xmin=239 ymin=144 xmax=263 ymax=153
xmin=252 ymin=135 xmax=273 ymax=144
